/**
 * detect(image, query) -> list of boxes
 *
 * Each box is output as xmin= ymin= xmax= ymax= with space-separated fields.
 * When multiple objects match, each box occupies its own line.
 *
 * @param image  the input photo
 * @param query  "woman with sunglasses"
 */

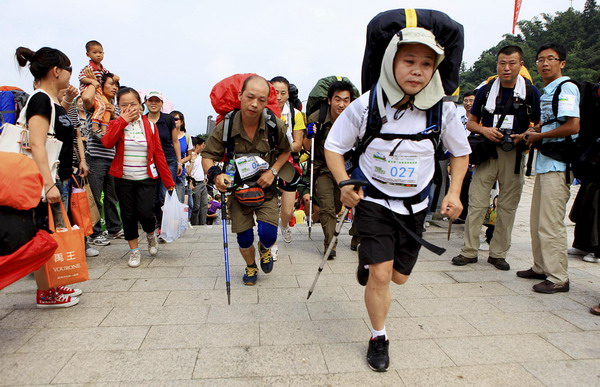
xmin=15 ymin=46 xmax=82 ymax=308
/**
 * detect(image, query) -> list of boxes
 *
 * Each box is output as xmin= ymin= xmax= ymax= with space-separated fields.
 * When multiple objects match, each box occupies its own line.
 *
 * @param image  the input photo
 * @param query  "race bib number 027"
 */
xmin=371 ymin=152 xmax=419 ymax=187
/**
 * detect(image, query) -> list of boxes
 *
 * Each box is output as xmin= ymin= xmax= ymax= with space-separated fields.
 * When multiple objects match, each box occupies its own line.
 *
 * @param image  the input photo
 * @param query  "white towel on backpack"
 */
xmin=484 ymin=75 xmax=527 ymax=113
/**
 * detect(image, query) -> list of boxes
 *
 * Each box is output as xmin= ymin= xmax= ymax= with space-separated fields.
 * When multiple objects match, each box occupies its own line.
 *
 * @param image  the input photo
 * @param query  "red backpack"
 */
xmin=210 ymin=73 xmax=281 ymax=124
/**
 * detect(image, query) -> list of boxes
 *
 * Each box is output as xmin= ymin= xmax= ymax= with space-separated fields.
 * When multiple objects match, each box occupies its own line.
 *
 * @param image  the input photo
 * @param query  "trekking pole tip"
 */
xmin=306 ymin=290 xmax=313 ymax=300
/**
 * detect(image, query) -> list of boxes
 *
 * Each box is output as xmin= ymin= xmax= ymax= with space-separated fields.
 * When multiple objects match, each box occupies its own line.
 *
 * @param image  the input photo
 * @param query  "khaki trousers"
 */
xmin=461 ymin=148 xmax=525 ymax=259
xmin=530 ymin=172 xmax=570 ymax=284
xmin=315 ymin=172 xmax=342 ymax=249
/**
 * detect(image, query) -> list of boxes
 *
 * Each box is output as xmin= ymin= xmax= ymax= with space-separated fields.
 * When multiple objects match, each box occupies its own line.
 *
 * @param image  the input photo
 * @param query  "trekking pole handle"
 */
xmin=338 ymin=179 xmax=369 ymax=191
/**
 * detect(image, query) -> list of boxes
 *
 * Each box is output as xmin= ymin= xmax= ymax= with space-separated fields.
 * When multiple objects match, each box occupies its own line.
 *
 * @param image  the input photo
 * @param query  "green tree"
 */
xmin=459 ymin=5 xmax=600 ymax=94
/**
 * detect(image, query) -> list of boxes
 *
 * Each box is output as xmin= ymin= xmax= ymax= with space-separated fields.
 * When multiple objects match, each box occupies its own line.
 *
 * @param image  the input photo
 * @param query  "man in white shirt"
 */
xmin=187 ymin=136 xmax=208 ymax=225
xmin=325 ymin=27 xmax=470 ymax=372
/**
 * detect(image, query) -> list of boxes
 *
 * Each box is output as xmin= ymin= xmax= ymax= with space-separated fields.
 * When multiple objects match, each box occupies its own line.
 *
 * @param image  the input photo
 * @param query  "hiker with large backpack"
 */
xmin=270 ymin=76 xmax=306 ymax=243
xmin=325 ymin=13 xmax=469 ymax=370
xmin=516 ymin=43 xmax=581 ymax=294
xmin=202 ymin=75 xmax=291 ymax=286
xmin=305 ymin=77 xmax=359 ymax=259
xmin=452 ymin=45 xmax=542 ymax=271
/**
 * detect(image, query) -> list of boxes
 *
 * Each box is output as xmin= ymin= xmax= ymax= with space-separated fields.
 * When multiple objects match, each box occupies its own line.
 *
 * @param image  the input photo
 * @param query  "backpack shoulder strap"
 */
xmin=551 ymin=79 xmax=577 ymax=120
xmin=222 ymin=109 xmax=238 ymax=161
xmin=263 ymin=108 xmax=279 ymax=149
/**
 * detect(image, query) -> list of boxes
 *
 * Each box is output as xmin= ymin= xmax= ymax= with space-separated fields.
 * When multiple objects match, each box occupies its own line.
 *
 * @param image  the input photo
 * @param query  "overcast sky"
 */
xmin=3 ymin=0 xmax=583 ymax=135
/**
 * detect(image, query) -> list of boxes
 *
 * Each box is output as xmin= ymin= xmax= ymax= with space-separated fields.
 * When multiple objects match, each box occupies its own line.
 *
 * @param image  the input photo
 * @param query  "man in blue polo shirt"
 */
xmin=517 ymin=43 xmax=580 ymax=294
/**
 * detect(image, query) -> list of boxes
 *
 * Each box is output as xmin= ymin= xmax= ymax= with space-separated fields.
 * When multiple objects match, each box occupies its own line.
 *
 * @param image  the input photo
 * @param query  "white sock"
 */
xmin=371 ymin=327 xmax=387 ymax=340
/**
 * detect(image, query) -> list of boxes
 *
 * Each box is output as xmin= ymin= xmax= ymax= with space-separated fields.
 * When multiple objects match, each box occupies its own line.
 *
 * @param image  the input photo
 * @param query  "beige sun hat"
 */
xmin=378 ymin=27 xmax=446 ymax=112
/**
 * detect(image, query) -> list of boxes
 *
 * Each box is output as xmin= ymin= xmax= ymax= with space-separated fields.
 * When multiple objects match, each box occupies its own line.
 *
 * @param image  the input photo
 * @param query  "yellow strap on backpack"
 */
xmin=405 ymin=9 xmax=417 ymax=28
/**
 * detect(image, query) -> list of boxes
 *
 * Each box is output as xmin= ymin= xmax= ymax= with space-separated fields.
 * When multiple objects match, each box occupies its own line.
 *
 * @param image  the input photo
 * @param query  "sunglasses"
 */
xmin=174 ymin=117 xmax=181 ymax=121
xmin=60 ymin=66 xmax=73 ymax=73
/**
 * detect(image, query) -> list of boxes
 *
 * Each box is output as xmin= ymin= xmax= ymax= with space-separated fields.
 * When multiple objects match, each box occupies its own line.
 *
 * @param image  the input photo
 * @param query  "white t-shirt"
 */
xmin=122 ymin=118 xmax=149 ymax=181
xmin=325 ymin=92 xmax=471 ymax=215
xmin=189 ymin=155 xmax=205 ymax=182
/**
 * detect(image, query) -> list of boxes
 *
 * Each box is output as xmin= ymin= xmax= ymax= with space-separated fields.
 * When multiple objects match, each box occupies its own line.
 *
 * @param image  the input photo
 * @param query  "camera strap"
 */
xmin=495 ymin=89 xmax=515 ymax=129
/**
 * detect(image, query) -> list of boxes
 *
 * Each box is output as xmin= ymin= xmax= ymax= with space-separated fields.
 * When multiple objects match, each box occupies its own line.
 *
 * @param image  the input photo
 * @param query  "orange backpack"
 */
xmin=0 ymin=152 xmax=43 ymax=210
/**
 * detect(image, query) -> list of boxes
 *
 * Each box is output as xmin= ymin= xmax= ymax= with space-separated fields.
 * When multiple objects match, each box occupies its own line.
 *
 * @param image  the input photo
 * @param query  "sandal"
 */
xmin=590 ymin=304 xmax=600 ymax=316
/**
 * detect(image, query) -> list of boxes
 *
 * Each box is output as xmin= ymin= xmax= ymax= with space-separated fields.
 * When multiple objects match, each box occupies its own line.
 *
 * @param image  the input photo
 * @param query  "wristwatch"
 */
xmin=269 ymin=167 xmax=278 ymax=176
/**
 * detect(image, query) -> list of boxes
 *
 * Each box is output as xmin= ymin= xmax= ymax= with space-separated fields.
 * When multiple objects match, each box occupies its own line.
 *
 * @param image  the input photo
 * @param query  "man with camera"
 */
xmin=452 ymin=45 xmax=541 ymax=270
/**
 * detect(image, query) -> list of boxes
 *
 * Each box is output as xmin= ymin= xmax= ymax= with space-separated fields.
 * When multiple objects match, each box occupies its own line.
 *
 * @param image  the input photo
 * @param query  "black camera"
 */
xmin=499 ymin=128 xmax=514 ymax=152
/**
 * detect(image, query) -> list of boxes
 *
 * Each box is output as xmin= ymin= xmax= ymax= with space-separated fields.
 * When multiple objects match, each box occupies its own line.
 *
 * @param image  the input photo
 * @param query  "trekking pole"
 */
xmin=307 ymin=179 xmax=368 ymax=300
xmin=220 ymin=193 xmax=231 ymax=305
xmin=308 ymin=137 xmax=315 ymax=240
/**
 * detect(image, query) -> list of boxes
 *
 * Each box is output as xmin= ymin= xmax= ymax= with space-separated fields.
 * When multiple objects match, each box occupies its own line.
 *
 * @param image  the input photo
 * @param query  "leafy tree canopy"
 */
xmin=460 ymin=0 xmax=600 ymax=95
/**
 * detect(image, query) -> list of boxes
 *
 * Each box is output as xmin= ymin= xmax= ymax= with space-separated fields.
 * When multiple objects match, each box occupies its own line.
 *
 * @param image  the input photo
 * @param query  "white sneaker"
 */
xmin=479 ymin=241 xmax=489 ymax=251
xmin=128 ymin=249 xmax=141 ymax=268
xmin=271 ymin=244 xmax=279 ymax=262
xmin=89 ymin=235 xmax=110 ymax=246
xmin=86 ymin=247 xmax=99 ymax=257
xmin=567 ymin=247 xmax=588 ymax=256
xmin=583 ymin=253 xmax=599 ymax=263
xmin=147 ymin=233 xmax=158 ymax=256
xmin=281 ymin=226 xmax=292 ymax=243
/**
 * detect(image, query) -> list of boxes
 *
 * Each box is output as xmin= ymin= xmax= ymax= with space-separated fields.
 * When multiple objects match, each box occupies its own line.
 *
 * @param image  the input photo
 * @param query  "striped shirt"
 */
xmin=122 ymin=118 xmax=149 ymax=180
xmin=85 ymin=107 xmax=116 ymax=160
xmin=78 ymin=61 xmax=109 ymax=92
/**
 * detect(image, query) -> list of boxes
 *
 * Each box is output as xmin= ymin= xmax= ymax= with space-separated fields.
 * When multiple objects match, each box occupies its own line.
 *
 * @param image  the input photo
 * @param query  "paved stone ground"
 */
xmin=1 ymin=176 xmax=599 ymax=386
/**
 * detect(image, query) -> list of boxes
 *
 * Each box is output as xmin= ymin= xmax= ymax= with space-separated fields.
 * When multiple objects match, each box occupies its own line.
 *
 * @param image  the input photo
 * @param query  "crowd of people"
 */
xmin=3 ymin=15 xmax=598 ymax=372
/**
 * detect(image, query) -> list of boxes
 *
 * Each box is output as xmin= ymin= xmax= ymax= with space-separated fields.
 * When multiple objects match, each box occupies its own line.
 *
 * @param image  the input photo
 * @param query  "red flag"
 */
xmin=513 ymin=0 xmax=523 ymax=34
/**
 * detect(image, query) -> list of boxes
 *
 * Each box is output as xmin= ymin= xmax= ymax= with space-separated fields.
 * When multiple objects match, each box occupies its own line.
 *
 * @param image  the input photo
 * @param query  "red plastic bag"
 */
xmin=0 ymin=230 xmax=57 ymax=290
xmin=210 ymin=73 xmax=281 ymax=124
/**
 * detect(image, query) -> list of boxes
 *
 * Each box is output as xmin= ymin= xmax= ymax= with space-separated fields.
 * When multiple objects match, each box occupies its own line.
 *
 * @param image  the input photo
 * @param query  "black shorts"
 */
xmin=356 ymin=200 xmax=426 ymax=275
xmin=278 ymin=170 xmax=302 ymax=192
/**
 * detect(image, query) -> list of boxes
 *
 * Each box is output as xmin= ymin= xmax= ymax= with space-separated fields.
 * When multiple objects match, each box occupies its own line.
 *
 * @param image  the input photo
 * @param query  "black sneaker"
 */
xmin=350 ymin=236 xmax=361 ymax=251
xmin=357 ymin=264 xmax=369 ymax=286
xmin=452 ymin=254 xmax=477 ymax=266
xmin=487 ymin=257 xmax=510 ymax=271
xmin=327 ymin=249 xmax=336 ymax=260
xmin=367 ymin=335 xmax=389 ymax=372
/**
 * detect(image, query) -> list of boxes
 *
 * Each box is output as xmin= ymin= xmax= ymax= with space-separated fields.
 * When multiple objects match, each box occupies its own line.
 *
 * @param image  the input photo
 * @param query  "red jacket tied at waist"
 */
xmin=102 ymin=116 xmax=175 ymax=188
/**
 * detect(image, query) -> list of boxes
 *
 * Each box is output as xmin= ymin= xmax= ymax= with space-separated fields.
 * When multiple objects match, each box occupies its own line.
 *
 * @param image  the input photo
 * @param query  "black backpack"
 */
xmin=361 ymin=8 xmax=464 ymax=97
xmin=527 ymin=80 xmax=600 ymax=182
xmin=352 ymin=85 xmax=445 ymax=208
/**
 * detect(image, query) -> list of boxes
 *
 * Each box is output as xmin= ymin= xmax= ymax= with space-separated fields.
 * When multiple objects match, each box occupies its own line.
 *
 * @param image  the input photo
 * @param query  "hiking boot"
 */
xmin=147 ymin=233 xmax=158 ymax=256
xmin=327 ymin=249 xmax=337 ymax=260
xmin=350 ymin=236 xmax=361 ymax=251
xmin=108 ymin=229 xmax=125 ymax=239
xmin=357 ymin=264 xmax=369 ymax=286
xmin=243 ymin=265 xmax=258 ymax=285
xmin=89 ymin=235 xmax=110 ymax=246
xmin=567 ymin=247 xmax=588 ymax=256
xmin=516 ymin=268 xmax=547 ymax=280
xmin=583 ymin=253 xmax=599 ymax=263
xmin=488 ymin=257 xmax=510 ymax=271
xmin=36 ymin=289 xmax=79 ymax=309
xmin=367 ymin=335 xmax=390 ymax=372
xmin=128 ymin=249 xmax=141 ymax=268
xmin=533 ymin=279 xmax=570 ymax=294
xmin=258 ymin=243 xmax=274 ymax=273
xmin=281 ymin=226 xmax=292 ymax=243
xmin=53 ymin=286 xmax=82 ymax=297
xmin=86 ymin=246 xmax=99 ymax=257
xmin=452 ymin=254 xmax=477 ymax=266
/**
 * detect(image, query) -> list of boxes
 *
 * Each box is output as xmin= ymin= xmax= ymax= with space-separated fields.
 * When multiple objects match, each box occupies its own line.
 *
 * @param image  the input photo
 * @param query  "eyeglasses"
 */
xmin=535 ymin=57 xmax=562 ymax=64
